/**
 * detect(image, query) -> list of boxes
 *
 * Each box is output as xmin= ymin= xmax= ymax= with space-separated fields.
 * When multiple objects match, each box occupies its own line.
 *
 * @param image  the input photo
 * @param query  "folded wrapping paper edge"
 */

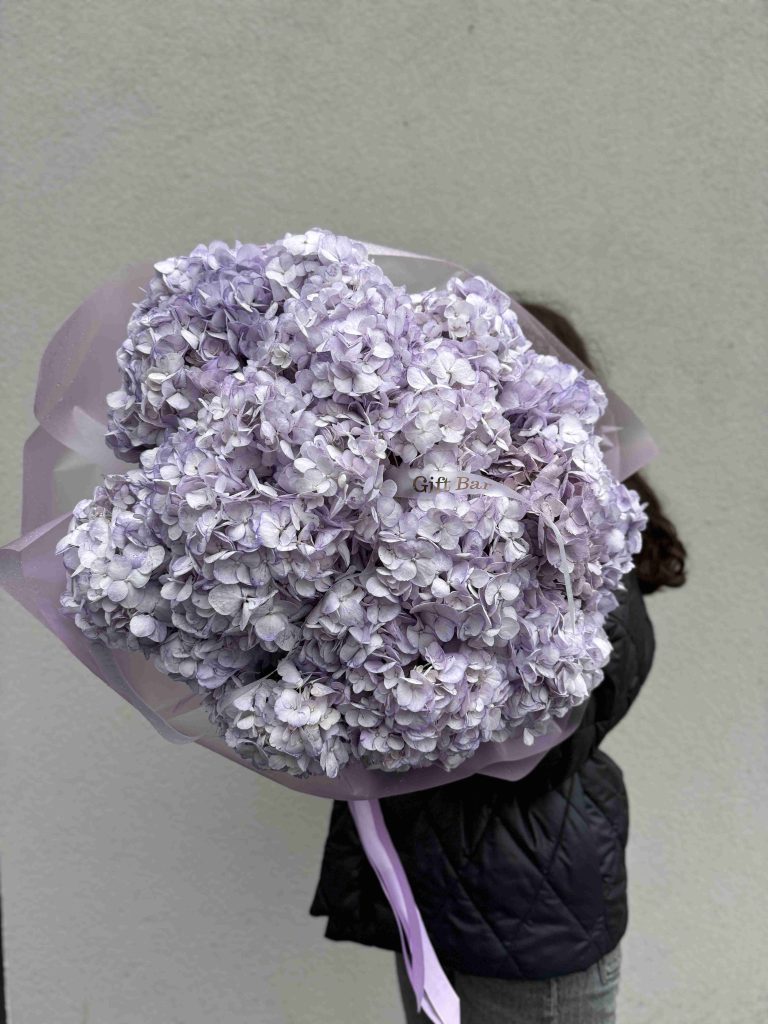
xmin=33 ymin=262 xmax=154 ymax=432
xmin=476 ymin=698 xmax=587 ymax=781
xmin=0 ymin=513 xmax=210 ymax=747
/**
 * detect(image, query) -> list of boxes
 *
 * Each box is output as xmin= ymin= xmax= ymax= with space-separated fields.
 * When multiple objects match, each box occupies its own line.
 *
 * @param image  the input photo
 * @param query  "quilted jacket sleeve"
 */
xmin=513 ymin=568 xmax=656 ymax=797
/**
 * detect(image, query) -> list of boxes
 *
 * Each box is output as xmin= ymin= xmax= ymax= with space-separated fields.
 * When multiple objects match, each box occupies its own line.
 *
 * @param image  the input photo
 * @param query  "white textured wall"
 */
xmin=1 ymin=2 xmax=765 ymax=1022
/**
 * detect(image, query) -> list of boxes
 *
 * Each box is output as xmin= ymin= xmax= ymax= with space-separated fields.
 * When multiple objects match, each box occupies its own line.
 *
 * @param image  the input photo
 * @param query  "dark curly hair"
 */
xmin=517 ymin=299 xmax=687 ymax=596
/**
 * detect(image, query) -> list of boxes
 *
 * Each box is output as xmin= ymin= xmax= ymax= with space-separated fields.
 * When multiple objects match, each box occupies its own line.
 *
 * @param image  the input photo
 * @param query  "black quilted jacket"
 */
xmin=309 ymin=570 xmax=656 ymax=980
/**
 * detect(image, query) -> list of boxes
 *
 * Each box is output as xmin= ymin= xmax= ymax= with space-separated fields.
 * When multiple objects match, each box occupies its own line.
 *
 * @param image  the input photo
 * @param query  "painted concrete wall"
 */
xmin=1 ymin=2 xmax=765 ymax=1022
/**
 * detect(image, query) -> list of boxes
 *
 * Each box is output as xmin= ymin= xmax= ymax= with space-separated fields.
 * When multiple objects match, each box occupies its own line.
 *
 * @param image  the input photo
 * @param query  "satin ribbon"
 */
xmin=349 ymin=799 xmax=460 ymax=1024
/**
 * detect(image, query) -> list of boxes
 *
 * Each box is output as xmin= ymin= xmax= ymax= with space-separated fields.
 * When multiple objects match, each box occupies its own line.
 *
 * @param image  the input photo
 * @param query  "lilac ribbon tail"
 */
xmin=348 ymin=798 xmax=460 ymax=1024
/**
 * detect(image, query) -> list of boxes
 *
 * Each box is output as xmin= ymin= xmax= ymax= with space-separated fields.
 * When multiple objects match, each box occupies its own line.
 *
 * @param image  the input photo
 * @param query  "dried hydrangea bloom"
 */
xmin=58 ymin=228 xmax=647 ymax=779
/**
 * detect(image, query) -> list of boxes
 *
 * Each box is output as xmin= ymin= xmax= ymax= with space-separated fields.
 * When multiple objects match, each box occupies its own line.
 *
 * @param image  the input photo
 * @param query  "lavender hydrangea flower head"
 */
xmin=56 ymin=228 xmax=647 ymax=779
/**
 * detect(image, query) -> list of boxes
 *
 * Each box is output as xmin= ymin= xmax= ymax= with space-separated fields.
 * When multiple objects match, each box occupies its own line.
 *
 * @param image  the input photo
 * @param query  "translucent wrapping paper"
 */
xmin=0 ymin=243 xmax=658 ymax=1023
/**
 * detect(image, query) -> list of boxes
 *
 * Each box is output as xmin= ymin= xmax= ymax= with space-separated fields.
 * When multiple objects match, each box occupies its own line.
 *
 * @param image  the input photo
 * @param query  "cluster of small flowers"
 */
xmin=57 ymin=229 xmax=647 ymax=778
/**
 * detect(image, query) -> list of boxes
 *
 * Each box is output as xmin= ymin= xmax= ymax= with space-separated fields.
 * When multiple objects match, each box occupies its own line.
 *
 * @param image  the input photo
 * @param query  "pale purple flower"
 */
xmin=57 ymin=229 xmax=648 ymax=779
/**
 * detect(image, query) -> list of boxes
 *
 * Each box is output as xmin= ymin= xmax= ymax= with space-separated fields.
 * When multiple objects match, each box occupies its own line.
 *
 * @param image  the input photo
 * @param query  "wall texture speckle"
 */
xmin=1 ymin=2 xmax=766 ymax=1022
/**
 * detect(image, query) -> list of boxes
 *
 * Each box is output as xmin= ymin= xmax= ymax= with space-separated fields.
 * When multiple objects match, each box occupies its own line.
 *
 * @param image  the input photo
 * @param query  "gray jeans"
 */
xmin=395 ymin=943 xmax=622 ymax=1024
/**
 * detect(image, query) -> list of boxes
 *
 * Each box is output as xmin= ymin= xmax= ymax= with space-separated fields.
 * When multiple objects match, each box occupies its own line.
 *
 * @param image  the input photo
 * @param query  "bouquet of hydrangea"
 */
xmin=0 ymin=229 xmax=657 ymax=1024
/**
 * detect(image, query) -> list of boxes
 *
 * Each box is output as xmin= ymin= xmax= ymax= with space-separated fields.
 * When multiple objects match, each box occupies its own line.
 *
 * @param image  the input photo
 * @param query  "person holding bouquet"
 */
xmin=310 ymin=301 xmax=686 ymax=1024
xmin=2 ymin=232 xmax=680 ymax=1024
